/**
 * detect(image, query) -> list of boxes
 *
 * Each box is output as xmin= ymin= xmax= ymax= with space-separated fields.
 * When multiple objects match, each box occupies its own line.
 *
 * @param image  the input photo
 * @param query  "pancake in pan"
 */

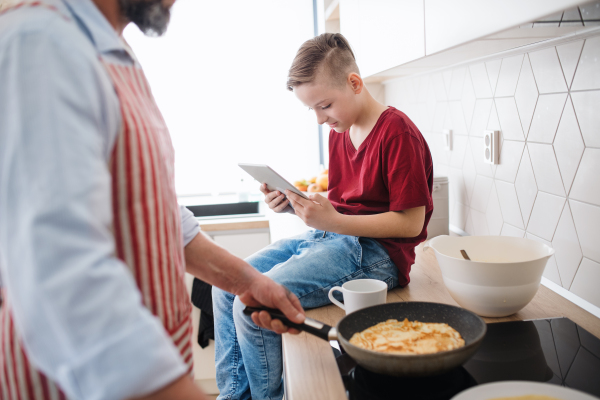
xmin=349 ymin=318 xmax=465 ymax=355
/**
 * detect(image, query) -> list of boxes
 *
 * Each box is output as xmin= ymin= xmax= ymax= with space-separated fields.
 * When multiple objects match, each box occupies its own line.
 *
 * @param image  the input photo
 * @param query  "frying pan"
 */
xmin=244 ymin=301 xmax=486 ymax=377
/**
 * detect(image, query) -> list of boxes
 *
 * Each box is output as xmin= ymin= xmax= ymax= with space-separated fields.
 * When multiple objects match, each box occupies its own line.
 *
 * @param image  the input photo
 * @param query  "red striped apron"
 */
xmin=0 ymin=3 xmax=193 ymax=399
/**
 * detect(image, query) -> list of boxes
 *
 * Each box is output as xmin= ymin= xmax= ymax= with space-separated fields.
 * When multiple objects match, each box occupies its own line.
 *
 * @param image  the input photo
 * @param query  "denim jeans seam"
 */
xmin=361 ymin=257 xmax=394 ymax=271
xmin=256 ymin=323 xmax=271 ymax=398
xmin=295 ymin=258 xmax=395 ymax=301
xmin=227 ymin=295 xmax=238 ymax=400
xmin=354 ymin=236 xmax=362 ymax=266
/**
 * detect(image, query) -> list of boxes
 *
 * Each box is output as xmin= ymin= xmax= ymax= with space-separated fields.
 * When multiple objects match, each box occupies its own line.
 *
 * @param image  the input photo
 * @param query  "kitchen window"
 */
xmin=124 ymin=0 xmax=319 ymax=198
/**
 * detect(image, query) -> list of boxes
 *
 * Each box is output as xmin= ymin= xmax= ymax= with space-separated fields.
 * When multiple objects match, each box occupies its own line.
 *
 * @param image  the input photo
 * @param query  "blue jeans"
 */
xmin=212 ymin=230 xmax=399 ymax=400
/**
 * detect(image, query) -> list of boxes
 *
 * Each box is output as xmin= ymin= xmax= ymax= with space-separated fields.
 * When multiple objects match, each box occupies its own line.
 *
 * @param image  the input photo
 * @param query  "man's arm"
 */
xmin=0 ymin=19 xmax=202 ymax=400
xmin=184 ymin=232 xmax=305 ymax=333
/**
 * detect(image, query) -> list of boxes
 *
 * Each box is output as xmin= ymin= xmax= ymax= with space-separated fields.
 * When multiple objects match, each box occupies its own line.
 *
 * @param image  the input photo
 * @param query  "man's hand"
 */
xmin=238 ymin=273 xmax=305 ymax=335
xmin=285 ymin=190 xmax=341 ymax=231
xmin=260 ymin=183 xmax=295 ymax=214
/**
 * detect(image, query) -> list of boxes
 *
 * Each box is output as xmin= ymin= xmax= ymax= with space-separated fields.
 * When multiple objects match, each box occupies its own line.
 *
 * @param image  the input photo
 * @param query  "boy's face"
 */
xmin=294 ymin=73 xmax=360 ymax=133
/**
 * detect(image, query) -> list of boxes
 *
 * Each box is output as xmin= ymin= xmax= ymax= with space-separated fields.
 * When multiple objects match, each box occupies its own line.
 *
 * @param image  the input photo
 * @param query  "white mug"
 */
xmin=328 ymin=279 xmax=388 ymax=314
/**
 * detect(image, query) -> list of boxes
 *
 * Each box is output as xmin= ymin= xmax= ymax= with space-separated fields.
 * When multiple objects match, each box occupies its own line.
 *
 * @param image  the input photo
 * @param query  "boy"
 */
xmin=213 ymin=33 xmax=433 ymax=400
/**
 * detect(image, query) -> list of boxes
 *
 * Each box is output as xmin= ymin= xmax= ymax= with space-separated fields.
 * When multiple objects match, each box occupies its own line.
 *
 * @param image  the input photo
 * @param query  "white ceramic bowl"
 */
xmin=424 ymin=235 xmax=554 ymax=317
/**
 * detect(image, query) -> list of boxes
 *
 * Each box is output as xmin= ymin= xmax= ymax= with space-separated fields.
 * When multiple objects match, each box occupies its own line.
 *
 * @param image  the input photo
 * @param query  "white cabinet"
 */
xmin=340 ymin=0 xmax=425 ymax=78
xmin=338 ymin=0 xmax=590 ymax=81
xmin=213 ymin=232 xmax=270 ymax=259
xmin=424 ymin=0 xmax=587 ymax=55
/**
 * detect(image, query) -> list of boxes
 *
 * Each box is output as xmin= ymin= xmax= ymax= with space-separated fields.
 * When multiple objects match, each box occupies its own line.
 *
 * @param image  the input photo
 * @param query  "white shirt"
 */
xmin=0 ymin=1 xmax=200 ymax=399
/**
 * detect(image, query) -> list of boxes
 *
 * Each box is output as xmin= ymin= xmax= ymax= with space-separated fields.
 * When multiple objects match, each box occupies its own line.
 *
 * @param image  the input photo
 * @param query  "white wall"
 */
xmin=385 ymin=34 xmax=600 ymax=309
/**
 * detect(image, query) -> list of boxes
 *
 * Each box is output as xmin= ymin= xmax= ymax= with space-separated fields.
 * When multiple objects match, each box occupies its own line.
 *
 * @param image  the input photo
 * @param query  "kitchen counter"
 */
xmin=196 ymin=216 xmax=269 ymax=232
xmin=281 ymin=243 xmax=600 ymax=400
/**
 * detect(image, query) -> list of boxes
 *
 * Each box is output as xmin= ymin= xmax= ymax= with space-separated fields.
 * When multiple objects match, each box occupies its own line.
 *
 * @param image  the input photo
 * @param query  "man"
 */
xmin=0 ymin=1 xmax=304 ymax=399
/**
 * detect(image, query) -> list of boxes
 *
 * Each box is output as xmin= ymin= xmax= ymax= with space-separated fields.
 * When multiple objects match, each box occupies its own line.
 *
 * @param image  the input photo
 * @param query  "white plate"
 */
xmin=451 ymin=381 xmax=599 ymax=400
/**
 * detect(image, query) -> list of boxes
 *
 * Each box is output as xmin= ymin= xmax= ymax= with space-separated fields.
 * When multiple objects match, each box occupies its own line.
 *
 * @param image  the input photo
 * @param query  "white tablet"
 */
xmin=238 ymin=163 xmax=309 ymax=200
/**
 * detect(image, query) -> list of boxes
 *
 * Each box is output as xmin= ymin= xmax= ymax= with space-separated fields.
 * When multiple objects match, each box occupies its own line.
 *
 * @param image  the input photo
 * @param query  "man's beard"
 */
xmin=118 ymin=0 xmax=171 ymax=36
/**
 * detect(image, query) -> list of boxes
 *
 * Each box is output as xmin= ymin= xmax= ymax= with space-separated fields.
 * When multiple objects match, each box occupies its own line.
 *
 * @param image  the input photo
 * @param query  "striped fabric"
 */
xmin=0 ymin=3 xmax=194 ymax=398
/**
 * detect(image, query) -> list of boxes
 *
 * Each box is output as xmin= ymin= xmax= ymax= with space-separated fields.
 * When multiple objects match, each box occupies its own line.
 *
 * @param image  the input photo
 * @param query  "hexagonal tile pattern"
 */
xmin=464 ymin=212 xmax=474 ymax=236
xmin=515 ymin=147 xmax=538 ymax=227
xmin=486 ymin=59 xmax=502 ymax=96
xmin=569 ymin=258 xmax=600 ymax=308
xmin=448 ymin=101 xmax=467 ymax=136
xmin=552 ymin=203 xmax=583 ymax=289
xmin=469 ymin=136 xmax=494 ymax=178
xmin=448 ymin=167 xmax=468 ymax=205
xmin=462 ymin=142 xmax=477 ymax=205
xmin=528 ymin=47 xmax=568 ymax=94
xmin=495 ymin=54 xmax=524 ymax=97
xmin=469 ymin=63 xmax=493 ymax=98
xmin=443 ymin=70 xmax=452 ymax=97
xmin=469 ymin=99 xmax=493 ymax=137
xmin=384 ymin=36 xmax=600 ymax=305
xmin=556 ymin=40 xmax=584 ymax=88
xmin=553 ymin=96 xmax=585 ymax=194
xmin=432 ymin=101 xmax=448 ymax=133
xmin=432 ymin=72 xmax=447 ymax=101
xmin=487 ymin=101 xmax=501 ymax=132
xmin=495 ymin=140 xmax=525 ymax=183
xmin=495 ymin=180 xmax=524 ymax=229
xmin=527 ymin=143 xmax=566 ymax=197
xmin=486 ymin=183 xmax=503 ymax=235
xmin=495 ymin=97 xmax=525 ymax=141
xmin=451 ymin=202 xmax=469 ymax=231
xmin=570 ymin=199 xmax=600 ymax=264
xmin=449 ymin=134 xmax=468 ymax=169
xmin=501 ymin=223 xmax=525 ymax=238
xmin=570 ymin=90 xmax=600 ymax=148
xmin=527 ymin=93 xmax=568 ymax=144
xmin=571 ymin=36 xmax=600 ymax=91
xmin=449 ymin=67 xmax=466 ymax=101
xmin=514 ymin=55 xmax=538 ymax=137
xmin=570 ymin=148 xmax=600 ymax=206
xmin=527 ymin=233 xmax=562 ymax=286
xmin=462 ymin=70 xmax=477 ymax=132
xmin=532 ymin=203 xmax=567 ymax=253
xmin=470 ymin=208 xmax=490 ymax=236
xmin=470 ymin=175 xmax=493 ymax=212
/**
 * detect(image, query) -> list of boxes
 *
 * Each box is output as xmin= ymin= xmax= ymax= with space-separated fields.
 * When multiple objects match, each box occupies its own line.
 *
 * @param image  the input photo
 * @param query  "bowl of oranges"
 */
xmin=293 ymin=169 xmax=328 ymax=193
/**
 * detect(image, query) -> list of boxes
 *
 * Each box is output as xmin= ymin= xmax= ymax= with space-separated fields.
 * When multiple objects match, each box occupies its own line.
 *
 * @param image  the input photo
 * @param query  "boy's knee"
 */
xmin=232 ymin=296 xmax=253 ymax=327
xmin=212 ymin=286 xmax=235 ymax=307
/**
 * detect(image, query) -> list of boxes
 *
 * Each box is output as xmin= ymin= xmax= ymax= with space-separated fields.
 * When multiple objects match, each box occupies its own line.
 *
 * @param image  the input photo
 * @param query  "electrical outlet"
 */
xmin=483 ymin=130 xmax=499 ymax=164
xmin=443 ymin=129 xmax=452 ymax=151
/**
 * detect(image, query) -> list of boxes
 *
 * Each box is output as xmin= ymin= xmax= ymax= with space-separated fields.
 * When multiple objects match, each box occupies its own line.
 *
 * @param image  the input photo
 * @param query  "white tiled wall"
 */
xmin=385 ymin=33 xmax=600 ymax=309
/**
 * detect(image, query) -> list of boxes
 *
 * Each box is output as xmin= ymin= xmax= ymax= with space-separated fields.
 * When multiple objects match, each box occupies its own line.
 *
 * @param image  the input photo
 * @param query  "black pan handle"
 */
xmin=243 ymin=306 xmax=335 ymax=341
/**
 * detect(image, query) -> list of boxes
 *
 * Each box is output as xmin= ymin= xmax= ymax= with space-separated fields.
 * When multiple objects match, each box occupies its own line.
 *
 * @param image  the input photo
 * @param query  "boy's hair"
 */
xmin=287 ymin=33 xmax=360 ymax=92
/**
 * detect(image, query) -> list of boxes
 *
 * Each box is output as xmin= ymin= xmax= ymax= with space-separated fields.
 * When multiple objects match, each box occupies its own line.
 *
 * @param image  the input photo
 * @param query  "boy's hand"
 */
xmin=260 ymin=183 xmax=295 ymax=214
xmin=285 ymin=190 xmax=341 ymax=231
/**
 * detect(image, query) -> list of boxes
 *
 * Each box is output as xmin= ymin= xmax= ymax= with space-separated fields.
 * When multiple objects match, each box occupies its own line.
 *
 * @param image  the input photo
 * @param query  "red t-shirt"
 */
xmin=328 ymin=107 xmax=433 ymax=287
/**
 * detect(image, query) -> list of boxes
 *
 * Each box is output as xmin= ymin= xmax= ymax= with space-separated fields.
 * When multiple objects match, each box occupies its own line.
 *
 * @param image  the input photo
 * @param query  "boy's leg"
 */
xmin=232 ymin=232 xmax=399 ymax=400
xmin=212 ymin=232 xmax=310 ymax=400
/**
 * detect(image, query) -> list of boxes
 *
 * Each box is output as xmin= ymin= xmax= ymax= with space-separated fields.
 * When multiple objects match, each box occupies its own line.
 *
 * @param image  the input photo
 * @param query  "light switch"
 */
xmin=443 ymin=129 xmax=452 ymax=151
xmin=483 ymin=130 xmax=499 ymax=164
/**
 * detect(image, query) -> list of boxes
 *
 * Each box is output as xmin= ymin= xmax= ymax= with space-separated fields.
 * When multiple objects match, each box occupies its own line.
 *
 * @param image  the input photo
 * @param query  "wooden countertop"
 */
xmin=197 ymin=216 xmax=269 ymax=232
xmin=281 ymin=243 xmax=600 ymax=400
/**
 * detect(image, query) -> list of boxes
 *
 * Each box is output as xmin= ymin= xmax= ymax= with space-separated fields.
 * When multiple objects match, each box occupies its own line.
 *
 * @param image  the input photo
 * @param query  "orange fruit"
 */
xmin=307 ymin=183 xmax=321 ymax=193
xmin=316 ymin=174 xmax=328 ymax=191
xmin=295 ymin=184 xmax=308 ymax=192
xmin=309 ymin=176 xmax=317 ymax=183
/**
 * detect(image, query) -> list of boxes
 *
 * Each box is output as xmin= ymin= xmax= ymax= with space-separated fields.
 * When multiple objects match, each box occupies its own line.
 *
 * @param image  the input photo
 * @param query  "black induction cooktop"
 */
xmin=335 ymin=318 xmax=600 ymax=400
